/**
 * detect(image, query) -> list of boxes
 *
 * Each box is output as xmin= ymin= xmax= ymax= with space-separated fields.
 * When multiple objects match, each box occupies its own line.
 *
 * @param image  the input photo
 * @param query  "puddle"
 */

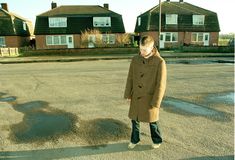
xmin=162 ymin=97 xmax=219 ymax=116
xmin=206 ymin=92 xmax=234 ymax=105
xmin=166 ymin=59 xmax=234 ymax=64
xmin=9 ymin=101 xmax=78 ymax=143
xmin=11 ymin=110 xmax=77 ymax=143
xmin=0 ymin=96 xmax=17 ymax=102
xmin=78 ymin=118 xmax=130 ymax=145
xmin=1 ymin=92 xmax=130 ymax=145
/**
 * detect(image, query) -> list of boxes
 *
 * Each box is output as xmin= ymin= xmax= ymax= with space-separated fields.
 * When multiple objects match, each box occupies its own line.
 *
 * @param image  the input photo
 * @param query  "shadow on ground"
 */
xmin=0 ymin=143 xmax=151 ymax=160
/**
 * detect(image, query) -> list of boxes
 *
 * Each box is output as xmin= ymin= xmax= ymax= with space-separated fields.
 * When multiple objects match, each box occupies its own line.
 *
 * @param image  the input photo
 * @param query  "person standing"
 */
xmin=124 ymin=35 xmax=167 ymax=149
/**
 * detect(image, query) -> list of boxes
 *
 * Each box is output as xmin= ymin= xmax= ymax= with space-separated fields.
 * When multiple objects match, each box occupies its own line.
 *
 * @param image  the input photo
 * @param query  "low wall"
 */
xmin=20 ymin=47 xmax=139 ymax=56
xmin=181 ymin=46 xmax=234 ymax=53
xmin=0 ymin=48 xmax=19 ymax=57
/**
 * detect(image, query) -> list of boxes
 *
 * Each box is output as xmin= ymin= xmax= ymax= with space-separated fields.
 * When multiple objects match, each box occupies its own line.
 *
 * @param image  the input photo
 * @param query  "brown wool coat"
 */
xmin=124 ymin=52 xmax=167 ymax=122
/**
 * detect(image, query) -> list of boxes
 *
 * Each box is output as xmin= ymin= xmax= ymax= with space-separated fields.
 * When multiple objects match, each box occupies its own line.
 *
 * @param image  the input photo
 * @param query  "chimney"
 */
xmin=51 ymin=2 xmax=57 ymax=9
xmin=179 ymin=0 xmax=184 ymax=3
xmin=1 ymin=3 xmax=8 ymax=11
xmin=103 ymin=3 xmax=109 ymax=10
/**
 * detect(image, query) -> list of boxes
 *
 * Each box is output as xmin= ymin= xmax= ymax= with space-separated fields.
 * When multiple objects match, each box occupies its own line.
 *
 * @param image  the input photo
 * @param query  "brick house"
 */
xmin=0 ymin=3 xmax=33 ymax=48
xmin=134 ymin=0 xmax=220 ymax=49
xmin=34 ymin=3 xmax=126 ymax=49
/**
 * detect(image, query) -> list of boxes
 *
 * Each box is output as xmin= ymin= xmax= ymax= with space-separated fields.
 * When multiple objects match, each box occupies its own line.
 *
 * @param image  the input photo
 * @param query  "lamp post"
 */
xmin=158 ymin=0 xmax=162 ymax=51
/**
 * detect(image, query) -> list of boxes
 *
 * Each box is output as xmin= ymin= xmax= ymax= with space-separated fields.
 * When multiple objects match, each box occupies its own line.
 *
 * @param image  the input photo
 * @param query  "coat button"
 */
xmin=137 ymin=97 xmax=141 ymax=99
xmin=138 ymin=85 xmax=142 ymax=88
xmin=140 ymin=73 xmax=144 ymax=77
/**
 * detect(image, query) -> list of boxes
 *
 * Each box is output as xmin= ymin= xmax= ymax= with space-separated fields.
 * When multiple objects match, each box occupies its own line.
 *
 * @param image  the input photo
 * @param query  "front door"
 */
xmin=67 ymin=35 xmax=74 ymax=48
xmin=203 ymin=33 xmax=210 ymax=46
xmin=160 ymin=33 xmax=165 ymax=49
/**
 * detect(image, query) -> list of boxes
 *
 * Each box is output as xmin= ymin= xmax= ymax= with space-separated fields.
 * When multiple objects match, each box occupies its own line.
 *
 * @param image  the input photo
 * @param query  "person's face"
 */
xmin=139 ymin=43 xmax=154 ymax=57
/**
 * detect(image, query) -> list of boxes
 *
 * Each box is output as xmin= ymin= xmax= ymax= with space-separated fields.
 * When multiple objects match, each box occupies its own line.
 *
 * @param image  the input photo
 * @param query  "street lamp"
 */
xmin=158 ymin=0 xmax=162 ymax=51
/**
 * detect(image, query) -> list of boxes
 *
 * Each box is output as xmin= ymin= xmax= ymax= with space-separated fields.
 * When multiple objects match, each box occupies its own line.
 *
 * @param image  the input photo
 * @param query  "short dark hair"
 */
xmin=140 ymin=35 xmax=154 ymax=46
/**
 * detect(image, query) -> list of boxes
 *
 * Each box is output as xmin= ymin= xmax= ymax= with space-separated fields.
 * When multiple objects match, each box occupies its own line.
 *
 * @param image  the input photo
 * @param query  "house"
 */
xmin=34 ymin=3 xmax=126 ymax=49
xmin=0 ymin=3 xmax=33 ymax=48
xmin=134 ymin=0 xmax=220 ymax=49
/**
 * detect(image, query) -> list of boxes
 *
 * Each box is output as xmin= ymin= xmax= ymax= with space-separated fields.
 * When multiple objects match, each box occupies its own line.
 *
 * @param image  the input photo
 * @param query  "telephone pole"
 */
xmin=158 ymin=0 xmax=162 ymax=51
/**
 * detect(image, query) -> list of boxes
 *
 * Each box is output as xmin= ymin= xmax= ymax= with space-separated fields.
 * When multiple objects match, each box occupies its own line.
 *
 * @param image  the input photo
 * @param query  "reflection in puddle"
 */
xmin=206 ymin=92 xmax=234 ymax=105
xmin=163 ymin=97 xmax=219 ymax=116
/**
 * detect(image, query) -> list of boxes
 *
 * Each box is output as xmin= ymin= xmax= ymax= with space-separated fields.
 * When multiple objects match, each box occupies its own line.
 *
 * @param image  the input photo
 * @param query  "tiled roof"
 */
xmin=39 ymin=5 xmax=120 ymax=16
xmin=135 ymin=1 xmax=220 ymax=32
xmin=35 ymin=5 xmax=125 ymax=34
xmin=0 ymin=8 xmax=32 ymax=36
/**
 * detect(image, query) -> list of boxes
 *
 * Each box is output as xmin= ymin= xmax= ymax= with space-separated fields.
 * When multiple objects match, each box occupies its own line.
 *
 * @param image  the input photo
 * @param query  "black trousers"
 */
xmin=131 ymin=120 xmax=162 ymax=144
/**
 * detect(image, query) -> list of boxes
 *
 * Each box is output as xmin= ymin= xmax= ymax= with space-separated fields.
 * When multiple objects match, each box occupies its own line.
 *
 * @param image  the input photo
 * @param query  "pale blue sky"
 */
xmin=1 ymin=0 xmax=234 ymax=33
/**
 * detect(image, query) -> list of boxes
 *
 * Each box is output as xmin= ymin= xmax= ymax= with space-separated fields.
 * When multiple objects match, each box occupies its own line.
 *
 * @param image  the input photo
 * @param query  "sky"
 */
xmin=1 ymin=0 xmax=234 ymax=34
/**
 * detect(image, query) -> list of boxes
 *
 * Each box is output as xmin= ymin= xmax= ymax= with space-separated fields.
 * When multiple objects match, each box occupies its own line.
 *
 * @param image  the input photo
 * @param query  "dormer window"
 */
xmin=166 ymin=14 xmax=178 ymax=25
xmin=23 ymin=22 xmax=27 ymax=31
xmin=138 ymin=17 xmax=141 ymax=26
xmin=49 ymin=17 xmax=67 ymax=28
xmin=93 ymin=17 xmax=111 ymax=27
xmin=193 ymin=15 xmax=205 ymax=25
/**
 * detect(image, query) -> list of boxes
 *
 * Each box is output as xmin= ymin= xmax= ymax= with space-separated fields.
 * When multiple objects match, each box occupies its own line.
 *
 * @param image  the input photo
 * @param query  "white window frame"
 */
xmin=166 ymin=14 xmax=178 ymax=25
xmin=23 ymin=22 xmax=27 ymax=31
xmin=138 ymin=17 xmax=141 ymax=26
xmin=46 ymin=35 xmax=68 ymax=45
xmin=102 ymin=34 xmax=115 ymax=44
xmin=191 ymin=33 xmax=204 ymax=42
xmin=93 ymin=17 xmax=111 ymax=27
xmin=0 ymin=37 xmax=6 ymax=47
xmin=49 ymin=17 xmax=67 ymax=28
xmin=193 ymin=15 xmax=205 ymax=25
xmin=165 ymin=32 xmax=178 ymax=42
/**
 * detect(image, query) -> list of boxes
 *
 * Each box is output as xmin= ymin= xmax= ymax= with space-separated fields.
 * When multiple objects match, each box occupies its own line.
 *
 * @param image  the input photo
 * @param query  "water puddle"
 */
xmin=0 ymin=96 xmax=17 ymax=102
xmin=10 ymin=101 xmax=78 ymax=143
xmin=1 ymin=92 xmax=130 ymax=145
xmin=166 ymin=59 xmax=234 ymax=64
xmin=205 ymin=92 xmax=234 ymax=105
xmin=162 ymin=97 xmax=219 ymax=116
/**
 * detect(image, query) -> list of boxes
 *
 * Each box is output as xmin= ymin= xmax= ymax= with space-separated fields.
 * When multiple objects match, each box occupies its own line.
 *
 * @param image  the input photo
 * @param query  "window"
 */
xmin=93 ymin=17 xmax=111 ymax=27
xmin=165 ymin=32 xmax=178 ymax=42
xmin=166 ymin=14 xmax=178 ymax=24
xmin=49 ymin=17 xmax=67 ymax=28
xmin=165 ymin=33 xmax=171 ymax=41
xmin=0 ymin=37 xmax=6 ymax=47
xmin=138 ymin=17 xmax=141 ymax=26
xmin=193 ymin=15 xmax=205 ymax=25
xmin=46 ymin=35 xmax=68 ymax=45
xmin=102 ymin=34 xmax=115 ymax=44
xmin=191 ymin=33 xmax=204 ymax=42
xmin=23 ymin=22 xmax=27 ymax=31
xmin=46 ymin=36 xmax=53 ymax=45
xmin=61 ymin=36 xmax=67 ymax=44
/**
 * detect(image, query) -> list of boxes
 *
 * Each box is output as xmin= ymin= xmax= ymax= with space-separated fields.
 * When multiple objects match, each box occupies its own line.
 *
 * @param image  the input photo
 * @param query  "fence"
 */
xmin=0 ymin=48 xmax=19 ymax=57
